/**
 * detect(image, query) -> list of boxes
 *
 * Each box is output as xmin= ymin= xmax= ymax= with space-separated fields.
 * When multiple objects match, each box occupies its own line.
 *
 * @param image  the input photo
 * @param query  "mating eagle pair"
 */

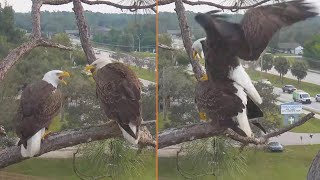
xmin=15 ymin=59 xmax=142 ymax=157
xmin=194 ymin=0 xmax=317 ymax=137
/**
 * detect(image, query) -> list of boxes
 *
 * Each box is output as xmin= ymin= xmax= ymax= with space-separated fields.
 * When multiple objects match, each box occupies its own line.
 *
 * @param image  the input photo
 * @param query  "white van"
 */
xmin=293 ymin=91 xmax=311 ymax=104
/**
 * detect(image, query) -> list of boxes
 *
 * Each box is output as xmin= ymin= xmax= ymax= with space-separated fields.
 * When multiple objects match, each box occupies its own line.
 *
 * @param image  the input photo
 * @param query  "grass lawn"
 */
xmin=3 ymin=153 xmax=155 ymax=180
xmin=159 ymin=145 xmax=319 ymax=180
xmin=129 ymin=66 xmax=155 ymax=82
xmin=246 ymin=69 xmax=320 ymax=97
xmin=291 ymin=117 xmax=320 ymax=133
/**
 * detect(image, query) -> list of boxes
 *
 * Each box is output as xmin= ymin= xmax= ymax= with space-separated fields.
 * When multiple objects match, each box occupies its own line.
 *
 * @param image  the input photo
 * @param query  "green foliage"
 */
xmin=274 ymin=56 xmax=290 ymax=83
xmin=159 ymin=33 xmax=172 ymax=46
xmin=74 ymin=139 xmax=155 ymax=179
xmin=261 ymin=54 xmax=274 ymax=72
xmin=175 ymin=50 xmax=189 ymax=66
xmin=51 ymin=33 xmax=72 ymax=46
xmin=303 ymin=34 xmax=320 ymax=59
xmin=176 ymin=137 xmax=247 ymax=179
xmin=253 ymin=81 xmax=281 ymax=132
xmin=291 ymin=60 xmax=308 ymax=83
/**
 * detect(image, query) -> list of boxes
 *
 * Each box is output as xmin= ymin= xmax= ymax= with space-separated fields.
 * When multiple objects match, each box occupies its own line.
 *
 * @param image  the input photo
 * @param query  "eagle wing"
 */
xmin=239 ymin=0 xmax=317 ymax=60
xmin=95 ymin=63 xmax=142 ymax=139
xmin=15 ymin=81 xmax=62 ymax=146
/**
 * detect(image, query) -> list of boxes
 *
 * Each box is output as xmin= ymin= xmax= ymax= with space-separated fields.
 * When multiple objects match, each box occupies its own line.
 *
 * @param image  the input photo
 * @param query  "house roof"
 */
xmin=278 ymin=42 xmax=300 ymax=49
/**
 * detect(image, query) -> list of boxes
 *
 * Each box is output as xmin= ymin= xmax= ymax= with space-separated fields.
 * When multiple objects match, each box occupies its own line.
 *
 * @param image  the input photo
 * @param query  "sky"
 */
xmin=1 ymin=0 xmax=320 ymax=13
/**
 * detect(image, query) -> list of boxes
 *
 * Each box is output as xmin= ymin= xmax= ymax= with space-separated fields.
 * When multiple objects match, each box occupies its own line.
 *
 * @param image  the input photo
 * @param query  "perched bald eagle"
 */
xmin=195 ymin=0 xmax=317 ymax=137
xmin=192 ymin=37 xmax=206 ymax=60
xmin=15 ymin=70 xmax=70 ymax=157
xmin=85 ymin=59 xmax=142 ymax=144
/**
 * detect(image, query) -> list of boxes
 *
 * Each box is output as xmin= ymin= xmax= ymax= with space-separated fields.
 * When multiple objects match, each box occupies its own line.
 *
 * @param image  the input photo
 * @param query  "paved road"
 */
xmin=273 ymin=87 xmax=320 ymax=115
xmin=257 ymin=67 xmax=320 ymax=85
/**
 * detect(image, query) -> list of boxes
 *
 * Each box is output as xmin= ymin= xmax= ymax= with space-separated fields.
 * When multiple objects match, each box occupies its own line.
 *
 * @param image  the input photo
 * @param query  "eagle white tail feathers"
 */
xmin=118 ymin=122 xmax=140 ymax=145
xmin=233 ymin=83 xmax=253 ymax=137
xmin=20 ymin=128 xmax=45 ymax=157
xmin=229 ymin=64 xmax=262 ymax=104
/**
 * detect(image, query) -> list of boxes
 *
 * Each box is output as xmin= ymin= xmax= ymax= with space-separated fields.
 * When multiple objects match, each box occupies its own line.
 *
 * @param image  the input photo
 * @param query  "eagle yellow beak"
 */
xmin=85 ymin=64 xmax=94 ymax=72
xmin=85 ymin=64 xmax=96 ymax=76
xmin=192 ymin=50 xmax=198 ymax=60
xmin=59 ymin=71 xmax=70 ymax=85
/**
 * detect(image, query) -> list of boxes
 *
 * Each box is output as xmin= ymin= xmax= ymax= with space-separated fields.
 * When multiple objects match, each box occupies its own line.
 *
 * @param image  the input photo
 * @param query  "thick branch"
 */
xmin=158 ymin=113 xmax=315 ymax=149
xmin=42 ymin=0 xmax=273 ymax=11
xmin=174 ymin=0 xmax=204 ymax=81
xmin=0 ymin=121 xmax=155 ymax=169
xmin=308 ymin=150 xmax=320 ymax=180
xmin=42 ymin=0 xmax=72 ymax=5
xmin=72 ymin=0 xmax=96 ymax=64
xmin=0 ymin=39 xmax=72 ymax=82
xmin=32 ymin=0 xmax=43 ymax=38
xmin=182 ymin=0 xmax=272 ymax=11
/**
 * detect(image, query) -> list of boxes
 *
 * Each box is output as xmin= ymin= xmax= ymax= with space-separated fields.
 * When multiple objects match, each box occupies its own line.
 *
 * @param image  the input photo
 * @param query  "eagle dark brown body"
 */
xmin=15 ymin=80 xmax=62 ymax=148
xmin=93 ymin=63 xmax=142 ymax=140
xmin=194 ymin=0 xmax=317 ymax=136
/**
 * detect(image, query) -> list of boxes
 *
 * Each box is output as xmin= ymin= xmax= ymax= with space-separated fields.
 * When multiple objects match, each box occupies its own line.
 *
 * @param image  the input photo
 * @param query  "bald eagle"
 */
xmin=85 ymin=59 xmax=142 ymax=144
xmin=192 ymin=37 xmax=206 ymax=60
xmin=15 ymin=70 xmax=70 ymax=157
xmin=195 ymin=0 xmax=317 ymax=137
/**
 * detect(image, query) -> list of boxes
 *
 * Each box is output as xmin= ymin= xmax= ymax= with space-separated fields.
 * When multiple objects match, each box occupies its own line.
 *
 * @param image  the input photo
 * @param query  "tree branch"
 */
xmin=0 ymin=0 xmax=72 ymax=82
xmin=72 ymin=0 xmax=96 ymax=64
xmin=0 ymin=38 xmax=72 ymax=82
xmin=181 ymin=0 xmax=273 ymax=11
xmin=0 ymin=120 xmax=155 ymax=169
xmin=308 ymin=149 xmax=320 ymax=180
xmin=174 ymin=0 xmax=204 ymax=81
xmin=158 ymin=113 xmax=315 ymax=149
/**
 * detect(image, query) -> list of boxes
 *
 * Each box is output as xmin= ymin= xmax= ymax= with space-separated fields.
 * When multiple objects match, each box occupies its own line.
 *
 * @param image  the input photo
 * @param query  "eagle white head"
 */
xmin=42 ymin=70 xmax=70 ymax=88
xmin=85 ymin=59 xmax=113 ymax=74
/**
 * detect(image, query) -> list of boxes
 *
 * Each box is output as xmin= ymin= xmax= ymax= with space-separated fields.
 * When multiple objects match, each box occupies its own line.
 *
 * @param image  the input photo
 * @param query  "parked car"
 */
xmin=293 ymin=90 xmax=312 ymax=104
xmin=267 ymin=142 xmax=284 ymax=152
xmin=282 ymin=85 xmax=296 ymax=93
xmin=316 ymin=94 xmax=320 ymax=102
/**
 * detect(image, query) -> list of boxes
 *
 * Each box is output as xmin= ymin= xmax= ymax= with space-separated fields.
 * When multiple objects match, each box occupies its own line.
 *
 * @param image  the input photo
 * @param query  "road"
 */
xmin=257 ymin=67 xmax=320 ymax=85
xmin=273 ymin=87 xmax=320 ymax=116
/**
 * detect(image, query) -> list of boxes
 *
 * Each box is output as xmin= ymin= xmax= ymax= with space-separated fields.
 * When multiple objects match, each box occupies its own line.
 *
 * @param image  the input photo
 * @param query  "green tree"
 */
xmin=261 ymin=54 xmax=273 ymax=72
xmin=175 ymin=50 xmax=189 ymax=66
xmin=291 ymin=61 xmax=308 ymax=83
xmin=274 ymin=56 xmax=290 ymax=83
xmin=254 ymin=81 xmax=281 ymax=132
xmin=303 ymin=34 xmax=320 ymax=59
xmin=51 ymin=33 xmax=72 ymax=46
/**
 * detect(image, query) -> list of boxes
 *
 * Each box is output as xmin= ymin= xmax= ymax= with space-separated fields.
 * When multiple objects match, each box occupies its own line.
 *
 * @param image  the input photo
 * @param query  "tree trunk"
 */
xmin=307 ymin=150 xmax=320 ymax=180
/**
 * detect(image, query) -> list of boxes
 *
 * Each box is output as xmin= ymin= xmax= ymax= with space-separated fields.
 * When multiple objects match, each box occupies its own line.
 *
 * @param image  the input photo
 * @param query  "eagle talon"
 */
xmin=199 ymin=112 xmax=207 ymax=121
xmin=41 ymin=130 xmax=52 ymax=141
xmin=199 ymin=74 xmax=208 ymax=81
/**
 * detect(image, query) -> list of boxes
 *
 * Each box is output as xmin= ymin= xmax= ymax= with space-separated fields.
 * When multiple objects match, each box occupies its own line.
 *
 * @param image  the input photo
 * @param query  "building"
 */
xmin=294 ymin=46 xmax=304 ymax=55
xmin=277 ymin=42 xmax=301 ymax=54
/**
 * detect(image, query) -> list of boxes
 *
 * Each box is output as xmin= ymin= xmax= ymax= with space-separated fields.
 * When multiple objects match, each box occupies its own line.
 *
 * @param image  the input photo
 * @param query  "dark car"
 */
xmin=267 ymin=142 xmax=284 ymax=152
xmin=315 ymin=94 xmax=320 ymax=102
xmin=282 ymin=85 xmax=297 ymax=94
